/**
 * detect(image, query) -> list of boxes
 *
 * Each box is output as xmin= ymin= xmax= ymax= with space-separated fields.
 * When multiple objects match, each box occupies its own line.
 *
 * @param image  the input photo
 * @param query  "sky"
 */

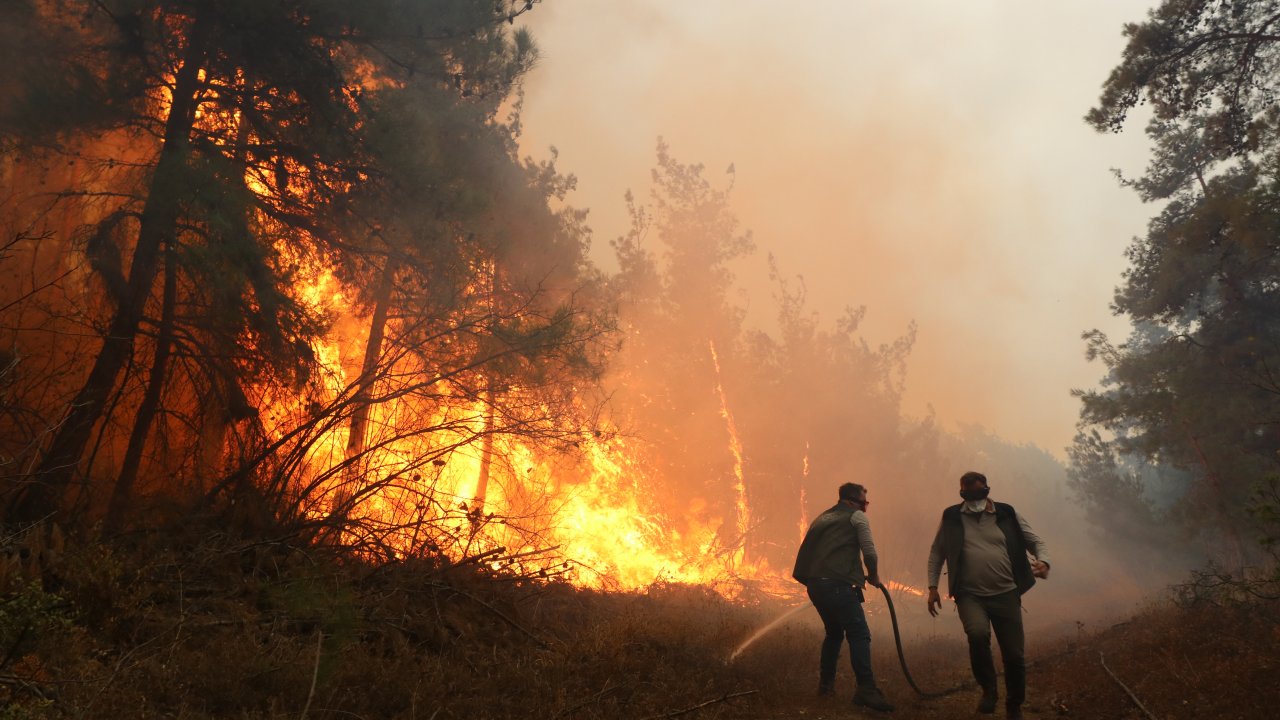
xmin=515 ymin=1 xmax=1161 ymax=457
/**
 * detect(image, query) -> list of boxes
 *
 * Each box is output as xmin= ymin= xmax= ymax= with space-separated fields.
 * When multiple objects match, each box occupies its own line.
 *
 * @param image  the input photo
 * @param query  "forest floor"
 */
xmin=3 ymin=527 xmax=1278 ymax=719
xmin=738 ymin=597 xmax=1280 ymax=720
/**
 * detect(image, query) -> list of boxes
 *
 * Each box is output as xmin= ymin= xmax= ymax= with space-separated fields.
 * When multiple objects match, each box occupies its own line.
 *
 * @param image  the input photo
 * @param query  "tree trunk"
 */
xmin=13 ymin=21 xmax=210 ymax=524
xmin=103 ymin=241 xmax=177 ymax=535
xmin=345 ymin=256 xmax=397 ymax=463
xmin=472 ymin=259 xmax=499 ymax=513
xmin=189 ymin=78 xmax=257 ymax=501
xmin=473 ymin=384 xmax=496 ymax=511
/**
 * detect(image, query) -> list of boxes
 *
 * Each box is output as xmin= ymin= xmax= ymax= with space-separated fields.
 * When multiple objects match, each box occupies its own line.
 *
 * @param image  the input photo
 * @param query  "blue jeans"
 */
xmin=806 ymin=579 xmax=874 ymax=688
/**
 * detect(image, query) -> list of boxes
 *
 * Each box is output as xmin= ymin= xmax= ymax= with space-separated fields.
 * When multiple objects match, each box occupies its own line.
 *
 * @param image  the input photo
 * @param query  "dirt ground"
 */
xmin=9 ymin=536 xmax=1277 ymax=719
xmin=717 ymin=598 xmax=1280 ymax=720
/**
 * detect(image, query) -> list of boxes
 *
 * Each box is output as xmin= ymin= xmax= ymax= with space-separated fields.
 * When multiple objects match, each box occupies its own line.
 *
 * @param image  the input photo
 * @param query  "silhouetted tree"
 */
xmin=1077 ymin=0 xmax=1280 ymax=563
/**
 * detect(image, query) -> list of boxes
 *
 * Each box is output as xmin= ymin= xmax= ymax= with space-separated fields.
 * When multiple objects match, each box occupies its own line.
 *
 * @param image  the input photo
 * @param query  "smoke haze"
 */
xmin=503 ymin=1 xmax=1197 ymax=625
xmin=517 ymin=0 xmax=1160 ymax=456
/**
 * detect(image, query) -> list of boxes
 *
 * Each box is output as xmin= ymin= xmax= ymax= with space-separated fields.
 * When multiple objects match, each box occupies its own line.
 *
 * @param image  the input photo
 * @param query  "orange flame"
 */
xmin=139 ymin=47 xmax=792 ymax=597
xmin=798 ymin=440 xmax=810 ymax=543
xmin=886 ymin=580 xmax=926 ymax=597
xmin=708 ymin=339 xmax=750 ymax=567
xmin=244 ymin=273 xmax=794 ymax=597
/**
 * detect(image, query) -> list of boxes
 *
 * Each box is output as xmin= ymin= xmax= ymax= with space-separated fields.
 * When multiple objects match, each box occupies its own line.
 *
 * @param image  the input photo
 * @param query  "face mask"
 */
xmin=959 ymin=487 xmax=989 ymax=503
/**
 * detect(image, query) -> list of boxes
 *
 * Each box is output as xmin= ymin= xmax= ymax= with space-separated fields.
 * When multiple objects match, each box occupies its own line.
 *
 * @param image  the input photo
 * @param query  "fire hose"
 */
xmin=729 ymin=586 xmax=978 ymax=699
xmin=877 ymin=584 xmax=968 ymax=699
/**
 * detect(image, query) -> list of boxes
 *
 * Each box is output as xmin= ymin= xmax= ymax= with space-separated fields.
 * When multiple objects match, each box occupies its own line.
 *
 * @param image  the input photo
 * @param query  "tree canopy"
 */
xmin=1075 ymin=0 xmax=1280 ymax=568
xmin=0 ymin=0 xmax=605 ymax=537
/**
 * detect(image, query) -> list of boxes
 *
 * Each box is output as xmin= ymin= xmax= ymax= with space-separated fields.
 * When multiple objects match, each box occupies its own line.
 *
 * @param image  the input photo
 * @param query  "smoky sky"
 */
xmin=515 ymin=1 xmax=1162 ymax=456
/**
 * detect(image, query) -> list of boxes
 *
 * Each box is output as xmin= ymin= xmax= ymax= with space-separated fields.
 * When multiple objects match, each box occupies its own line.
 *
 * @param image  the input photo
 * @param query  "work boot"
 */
xmin=852 ymin=685 xmax=894 ymax=713
xmin=817 ymin=680 xmax=834 ymax=696
xmin=1005 ymin=702 xmax=1023 ymax=719
xmin=976 ymin=687 xmax=998 ymax=714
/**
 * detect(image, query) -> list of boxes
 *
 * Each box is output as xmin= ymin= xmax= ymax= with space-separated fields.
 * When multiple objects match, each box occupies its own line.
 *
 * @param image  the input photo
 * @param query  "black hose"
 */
xmin=876 ymin=584 xmax=970 ymax=699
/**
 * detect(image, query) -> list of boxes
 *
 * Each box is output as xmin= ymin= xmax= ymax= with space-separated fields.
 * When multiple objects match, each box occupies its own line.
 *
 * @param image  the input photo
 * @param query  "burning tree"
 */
xmin=608 ymin=141 xmax=756 ymax=564
xmin=607 ymin=142 xmax=924 ymax=577
xmin=0 ymin=0 xmax=613 ymax=544
xmin=1 ymin=2 xmax=1071 ymax=599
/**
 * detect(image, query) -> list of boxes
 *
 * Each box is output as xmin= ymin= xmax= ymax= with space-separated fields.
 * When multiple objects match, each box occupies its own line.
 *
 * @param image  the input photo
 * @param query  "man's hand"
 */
xmin=866 ymin=573 xmax=884 ymax=589
xmin=1032 ymin=560 xmax=1050 ymax=579
xmin=927 ymin=587 xmax=941 ymax=617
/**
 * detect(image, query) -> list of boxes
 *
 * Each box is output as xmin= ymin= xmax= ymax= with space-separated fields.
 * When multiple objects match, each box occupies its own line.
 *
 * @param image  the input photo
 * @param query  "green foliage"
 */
xmin=0 ymin=581 xmax=71 ymax=713
xmin=1074 ymin=0 xmax=1280 ymax=563
xmin=1066 ymin=428 xmax=1194 ymax=562
xmin=0 ymin=581 xmax=70 ymax=661
xmin=1088 ymin=0 xmax=1280 ymax=157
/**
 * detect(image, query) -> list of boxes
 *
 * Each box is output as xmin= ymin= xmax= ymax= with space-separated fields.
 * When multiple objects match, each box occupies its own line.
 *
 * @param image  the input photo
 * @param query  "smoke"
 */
xmin=502 ymin=0 xmax=1187 ymax=627
xmin=516 ymin=0 xmax=1158 ymax=455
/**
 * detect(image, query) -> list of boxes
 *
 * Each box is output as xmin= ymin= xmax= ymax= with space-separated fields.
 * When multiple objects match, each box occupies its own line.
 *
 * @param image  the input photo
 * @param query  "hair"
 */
xmin=959 ymin=471 xmax=988 ymax=487
xmin=838 ymin=482 xmax=866 ymax=501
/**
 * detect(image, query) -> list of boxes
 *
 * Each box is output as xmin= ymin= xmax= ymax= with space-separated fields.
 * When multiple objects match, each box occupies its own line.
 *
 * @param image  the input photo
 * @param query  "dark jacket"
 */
xmin=792 ymin=503 xmax=877 ymax=587
xmin=936 ymin=501 xmax=1035 ymax=597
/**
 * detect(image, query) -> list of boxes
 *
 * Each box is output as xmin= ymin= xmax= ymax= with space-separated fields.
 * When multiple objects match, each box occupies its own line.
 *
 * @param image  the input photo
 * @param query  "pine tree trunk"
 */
xmin=345 ymin=257 xmax=397 ymax=463
xmin=13 ymin=21 xmax=210 ymax=524
xmin=473 ymin=384 xmax=496 ymax=511
xmin=194 ymin=388 xmax=230 ymax=496
xmin=472 ymin=259 xmax=499 ymax=512
xmin=189 ymin=78 xmax=256 ymax=501
xmin=103 ymin=242 xmax=177 ymax=535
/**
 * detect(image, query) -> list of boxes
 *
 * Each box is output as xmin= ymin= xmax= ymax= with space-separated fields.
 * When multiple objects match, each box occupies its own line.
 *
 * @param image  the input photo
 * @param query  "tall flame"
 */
xmin=798 ymin=440 xmax=810 ymax=542
xmin=135 ymin=48 xmax=794 ymax=599
xmin=244 ymin=274 xmax=793 ymax=597
xmin=708 ymin=339 xmax=750 ymax=567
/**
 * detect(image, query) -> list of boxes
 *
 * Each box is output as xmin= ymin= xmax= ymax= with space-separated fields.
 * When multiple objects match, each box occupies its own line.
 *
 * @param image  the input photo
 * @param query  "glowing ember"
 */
xmin=886 ymin=580 xmax=926 ymax=597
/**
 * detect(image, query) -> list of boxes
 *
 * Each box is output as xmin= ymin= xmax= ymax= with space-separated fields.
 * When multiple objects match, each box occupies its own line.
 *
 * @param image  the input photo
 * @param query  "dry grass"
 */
xmin=1 ymin=530 xmax=775 ymax=719
xmin=4 ymin=530 xmax=1278 ymax=720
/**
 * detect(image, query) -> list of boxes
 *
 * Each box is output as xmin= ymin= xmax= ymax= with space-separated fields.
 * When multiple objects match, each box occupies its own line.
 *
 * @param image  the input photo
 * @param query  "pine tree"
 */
xmin=1076 ymin=0 xmax=1280 ymax=562
xmin=1 ymin=0 xmax=548 ymax=526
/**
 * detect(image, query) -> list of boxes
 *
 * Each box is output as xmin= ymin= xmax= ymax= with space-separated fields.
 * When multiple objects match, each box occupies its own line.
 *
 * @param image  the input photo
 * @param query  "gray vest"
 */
xmin=792 ymin=503 xmax=864 ymax=586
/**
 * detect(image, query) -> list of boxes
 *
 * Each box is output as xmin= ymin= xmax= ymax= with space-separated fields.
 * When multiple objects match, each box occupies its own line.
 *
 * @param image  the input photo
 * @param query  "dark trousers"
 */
xmin=956 ymin=590 xmax=1025 ymax=707
xmin=806 ymin=579 xmax=874 ymax=688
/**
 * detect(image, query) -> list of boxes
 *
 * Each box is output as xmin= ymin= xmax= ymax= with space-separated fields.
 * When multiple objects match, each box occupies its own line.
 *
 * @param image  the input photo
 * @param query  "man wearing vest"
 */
xmin=792 ymin=482 xmax=894 ymax=713
xmin=926 ymin=472 xmax=1050 ymax=720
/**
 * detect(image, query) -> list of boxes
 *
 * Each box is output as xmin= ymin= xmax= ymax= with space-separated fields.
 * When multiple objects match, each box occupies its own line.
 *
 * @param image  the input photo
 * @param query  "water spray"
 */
xmin=727 ymin=603 xmax=811 ymax=662
xmin=728 ymin=584 xmax=970 ymax=700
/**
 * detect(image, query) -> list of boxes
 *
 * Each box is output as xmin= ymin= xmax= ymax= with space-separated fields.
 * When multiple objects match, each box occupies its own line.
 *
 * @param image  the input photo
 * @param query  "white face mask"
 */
xmin=964 ymin=499 xmax=988 ymax=513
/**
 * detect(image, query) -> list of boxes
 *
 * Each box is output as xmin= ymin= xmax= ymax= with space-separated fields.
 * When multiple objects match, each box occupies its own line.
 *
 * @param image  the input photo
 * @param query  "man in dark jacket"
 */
xmin=793 ymin=482 xmax=894 ymax=712
xmin=926 ymin=472 xmax=1050 ymax=720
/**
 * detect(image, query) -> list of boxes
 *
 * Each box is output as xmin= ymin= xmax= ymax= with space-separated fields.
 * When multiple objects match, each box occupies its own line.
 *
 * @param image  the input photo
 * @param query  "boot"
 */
xmin=976 ymin=687 xmax=998 ymax=714
xmin=852 ymin=685 xmax=894 ymax=713
xmin=1006 ymin=701 xmax=1023 ymax=719
xmin=817 ymin=679 xmax=834 ymax=696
